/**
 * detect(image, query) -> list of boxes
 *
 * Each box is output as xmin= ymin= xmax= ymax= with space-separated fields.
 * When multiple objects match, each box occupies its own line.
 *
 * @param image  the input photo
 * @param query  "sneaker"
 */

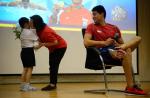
xmin=28 ymin=85 xmax=37 ymax=91
xmin=20 ymin=84 xmax=29 ymax=91
xmin=125 ymin=85 xmax=147 ymax=95
xmin=20 ymin=83 xmax=37 ymax=91
xmin=20 ymin=83 xmax=25 ymax=90
xmin=41 ymin=84 xmax=56 ymax=91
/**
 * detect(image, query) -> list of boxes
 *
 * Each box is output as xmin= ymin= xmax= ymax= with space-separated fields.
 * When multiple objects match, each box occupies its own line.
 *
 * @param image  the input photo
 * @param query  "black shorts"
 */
xmin=21 ymin=47 xmax=35 ymax=67
xmin=99 ymin=46 xmax=122 ymax=66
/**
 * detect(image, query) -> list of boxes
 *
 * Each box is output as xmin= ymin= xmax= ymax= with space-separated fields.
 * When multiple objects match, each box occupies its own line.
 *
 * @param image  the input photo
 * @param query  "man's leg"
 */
xmin=121 ymin=37 xmax=147 ymax=95
xmin=109 ymin=36 xmax=141 ymax=60
xmin=120 ymin=36 xmax=141 ymax=86
xmin=122 ymin=48 xmax=133 ymax=87
xmin=120 ymin=36 xmax=141 ymax=52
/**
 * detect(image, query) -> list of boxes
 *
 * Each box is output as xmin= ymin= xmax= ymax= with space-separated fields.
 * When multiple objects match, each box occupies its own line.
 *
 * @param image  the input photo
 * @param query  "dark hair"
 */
xmin=92 ymin=5 xmax=106 ymax=19
xmin=30 ymin=15 xmax=46 ymax=32
xmin=18 ymin=17 xmax=29 ymax=28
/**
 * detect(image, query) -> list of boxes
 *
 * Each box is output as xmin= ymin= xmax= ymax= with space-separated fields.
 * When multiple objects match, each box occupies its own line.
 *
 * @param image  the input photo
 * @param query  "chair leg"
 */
xmin=100 ymin=55 xmax=108 ymax=92
xmin=84 ymin=55 xmax=124 ymax=94
xmin=100 ymin=54 xmax=125 ymax=93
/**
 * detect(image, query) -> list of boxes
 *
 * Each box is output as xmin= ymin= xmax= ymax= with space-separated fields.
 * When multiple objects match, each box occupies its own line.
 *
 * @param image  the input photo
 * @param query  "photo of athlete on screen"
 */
xmin=0 ymin=0 xmax=46 ymax=10
xmin=49 ymin=0 xmax=92 ymax=27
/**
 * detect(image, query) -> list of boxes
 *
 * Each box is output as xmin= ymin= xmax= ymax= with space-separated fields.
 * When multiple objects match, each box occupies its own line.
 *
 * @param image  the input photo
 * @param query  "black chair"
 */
xmin=82 ymin=28 xmax=136 ymax=94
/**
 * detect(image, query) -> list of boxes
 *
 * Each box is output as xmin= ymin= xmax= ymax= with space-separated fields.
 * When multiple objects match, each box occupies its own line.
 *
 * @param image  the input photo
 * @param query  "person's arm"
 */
xmin=33 ymin=39 xmax=42 ymax=49
xmin=41 ymin=40 xmax=59 ymax=47
xmin=114 ymin=37 xmax=124 ymax=47
xmin=113 ymin=26 xmax=124 ymax=47
xmin=84 ymin=33 xmax=115 ymax=47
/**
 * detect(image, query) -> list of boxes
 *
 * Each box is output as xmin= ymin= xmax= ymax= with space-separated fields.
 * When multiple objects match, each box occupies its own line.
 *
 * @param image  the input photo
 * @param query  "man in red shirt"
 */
xmin=84 ymin=5 xmax=147 ymax=95
xmin=59 ymin=0 xmax=92 ymax=27
xmin=30 ymin=15 xmax=67 ymax=91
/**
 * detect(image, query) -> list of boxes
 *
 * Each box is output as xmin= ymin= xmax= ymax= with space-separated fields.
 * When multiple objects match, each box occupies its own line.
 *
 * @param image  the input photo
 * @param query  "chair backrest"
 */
xmin=82 ymin=28 xmax=112 ymax=70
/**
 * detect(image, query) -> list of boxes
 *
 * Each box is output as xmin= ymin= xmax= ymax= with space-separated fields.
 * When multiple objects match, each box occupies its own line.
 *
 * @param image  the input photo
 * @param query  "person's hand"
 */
xmin=108 ymin=48 xmax=126 ymax=59
xmin=114 ymin=46 xmax=122 ymax=50
xmin=116 ymin=49 xmax=126 ymax=59
xmin=34 ymin=42 xmax=43 ymax=50
xmin=114 ymin=40 xmax=120 ymax=47
xmin=105 ymin=38 xmax=115 ymax=46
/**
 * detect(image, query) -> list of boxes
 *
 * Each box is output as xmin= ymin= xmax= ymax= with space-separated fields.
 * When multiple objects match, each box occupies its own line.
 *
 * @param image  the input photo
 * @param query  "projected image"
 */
xmin=49 ymin=0 xmax=93 ymax=27
xmin=0 ymin=0 xmax=46 ymax=10
xmin=0 ymin=0 xmax=136 ymax=30
xmin=0 ymin=0 xmax=49 ymax=24
xmin=0 ymin=0 xmax=138 ymax=74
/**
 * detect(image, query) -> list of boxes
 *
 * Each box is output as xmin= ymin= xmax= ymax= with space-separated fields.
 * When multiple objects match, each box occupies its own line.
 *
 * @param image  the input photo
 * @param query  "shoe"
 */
xmin=20 ymin=83 xmax=29 ymax=91
xmin=28 ymin=85 xmax=37 ymax=91
xmin=125 ymin=85 xmax=147 ymax=95
xmin=20 ymin=83 xmax=37 ymax=91
xmin=41 ymin=84 xmax=56 ymax=91
xmin=20 ymin=83 xmax=25 ymax=90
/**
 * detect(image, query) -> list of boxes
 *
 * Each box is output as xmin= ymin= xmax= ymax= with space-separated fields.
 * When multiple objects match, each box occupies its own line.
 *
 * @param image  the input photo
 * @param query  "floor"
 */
xmin=0 ymin=82 xmax=150 ymax=98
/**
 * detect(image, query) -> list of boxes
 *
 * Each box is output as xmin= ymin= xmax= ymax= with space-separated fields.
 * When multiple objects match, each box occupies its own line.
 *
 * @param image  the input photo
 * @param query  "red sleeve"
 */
xmin=116 ymin=27 xmax=122 ymax=38
xmin=114 ymin=26 xmax=122 ymax=38
xmin=85 ymin=23 xmax=94 ymax=35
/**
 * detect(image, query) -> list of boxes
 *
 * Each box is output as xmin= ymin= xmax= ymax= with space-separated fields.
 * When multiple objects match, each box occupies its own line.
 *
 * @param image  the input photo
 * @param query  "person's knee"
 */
xmin=124 ymin=48 xmax=132 ymax=56
xmin=135 ymin=36 xmax=142 ymax=43
xmin=24 ymin=68 xmax=28 ymax=71
xmin=126 ymin=48 xmax=132 ymax=51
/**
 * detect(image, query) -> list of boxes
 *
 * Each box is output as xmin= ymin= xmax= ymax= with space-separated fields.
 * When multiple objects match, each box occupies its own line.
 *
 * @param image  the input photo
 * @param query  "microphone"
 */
xmin=113 ymin=33 xmax=119 ymax=41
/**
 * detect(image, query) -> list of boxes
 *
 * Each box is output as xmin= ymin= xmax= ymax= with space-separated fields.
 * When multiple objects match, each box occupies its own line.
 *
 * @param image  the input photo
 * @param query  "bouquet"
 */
xmin=12 ymin=24 xmax=22 ymax=39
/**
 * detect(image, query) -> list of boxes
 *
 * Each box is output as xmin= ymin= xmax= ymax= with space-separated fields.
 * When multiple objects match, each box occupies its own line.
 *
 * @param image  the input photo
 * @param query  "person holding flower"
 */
xmin=18 ymin=17 xmax=40 ymax=91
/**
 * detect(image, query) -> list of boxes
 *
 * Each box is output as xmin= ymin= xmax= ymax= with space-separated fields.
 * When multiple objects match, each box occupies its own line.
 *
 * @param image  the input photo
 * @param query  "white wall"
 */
xmin=0 ymin=27 xmax=137 ymax=74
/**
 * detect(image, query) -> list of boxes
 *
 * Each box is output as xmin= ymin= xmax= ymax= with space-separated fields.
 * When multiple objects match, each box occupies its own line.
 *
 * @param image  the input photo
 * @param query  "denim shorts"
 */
xmin=99 ymin=46 xmax=122 ymax=66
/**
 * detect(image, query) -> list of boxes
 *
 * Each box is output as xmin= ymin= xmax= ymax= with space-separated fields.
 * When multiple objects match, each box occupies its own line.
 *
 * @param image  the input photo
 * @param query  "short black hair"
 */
xmin=30 ymin=15 xmax=46 ymax=32
xmin=92 ymin=5 xmax=106 ymax=19
xmin=18 ymin=17 xmax=29 ymax=28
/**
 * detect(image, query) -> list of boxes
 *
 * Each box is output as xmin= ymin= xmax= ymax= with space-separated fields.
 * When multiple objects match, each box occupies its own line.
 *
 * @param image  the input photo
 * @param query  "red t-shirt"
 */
xmin=38 ymin=25 xmax=67 ymax=52
xmin=85 ymin=23 xmax=122 ymax=41
xmin=59 ymin=5 xmax=92 ymax=26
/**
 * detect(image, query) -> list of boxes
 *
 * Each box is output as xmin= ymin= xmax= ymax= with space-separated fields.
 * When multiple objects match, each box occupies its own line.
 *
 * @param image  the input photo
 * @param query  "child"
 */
xmin=18 ymin=17 xmax=39 ymax=91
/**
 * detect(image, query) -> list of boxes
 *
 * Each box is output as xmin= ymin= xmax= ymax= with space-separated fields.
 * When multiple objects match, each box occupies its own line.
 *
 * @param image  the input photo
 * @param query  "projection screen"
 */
xmin=0 ymin=0 xmax=138 ymax=74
